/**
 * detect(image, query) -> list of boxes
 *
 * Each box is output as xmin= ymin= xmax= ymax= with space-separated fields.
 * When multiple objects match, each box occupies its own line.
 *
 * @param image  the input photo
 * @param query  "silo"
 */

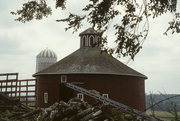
xmin=36 ymin=48 xmax=57 ymax=72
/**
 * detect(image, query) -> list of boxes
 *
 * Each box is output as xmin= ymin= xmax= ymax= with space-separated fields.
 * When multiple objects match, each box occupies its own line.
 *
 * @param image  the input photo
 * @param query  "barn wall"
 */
xmin=36 ymin=75 xmax=60 ymax=108
xmin=68 ymin=74 xmax=145 ymax=111
xmin=36 ymin=74 xmax=145 ymax=111
xmin=36 ymin=75 xmax=74 ymax=107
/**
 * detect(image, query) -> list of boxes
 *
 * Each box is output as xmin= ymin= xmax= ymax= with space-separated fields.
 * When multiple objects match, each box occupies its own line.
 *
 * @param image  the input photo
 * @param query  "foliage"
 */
xmin=0 ymin=110 xmax=13 ymax=120
xmin=11 ymin=0 xmax=52 ymax=23
xmin=0 ymin=107 xmax=35 ymax=121
xmin=11 ymin=0 xmax=180 ymax=59
xmin=146 ymin=94 xmax=180 ymax=112
xmin=146 ymin=94 xmax=180 ymax=120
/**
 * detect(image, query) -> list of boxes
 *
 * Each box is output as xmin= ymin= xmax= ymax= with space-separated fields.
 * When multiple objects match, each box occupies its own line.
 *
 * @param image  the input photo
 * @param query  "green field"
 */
xmin=146 ymin=110 xmax=180 ymax=121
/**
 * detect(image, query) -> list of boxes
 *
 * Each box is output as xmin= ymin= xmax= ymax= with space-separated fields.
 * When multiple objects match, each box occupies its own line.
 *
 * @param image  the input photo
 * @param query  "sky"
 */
xmin=0 ymin=0 xmax=180 ymax=94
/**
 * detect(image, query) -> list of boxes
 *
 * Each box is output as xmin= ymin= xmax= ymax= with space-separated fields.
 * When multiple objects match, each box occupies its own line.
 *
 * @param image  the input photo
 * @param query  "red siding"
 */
xmin=36 ymin=75 xmax=60 ymax=108
xmin=36 ymin=74 xmax=145 ymax=111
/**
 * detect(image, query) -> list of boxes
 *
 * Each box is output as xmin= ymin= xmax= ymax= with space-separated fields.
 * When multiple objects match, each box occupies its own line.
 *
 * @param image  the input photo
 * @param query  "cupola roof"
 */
xmin=79 ymin=28 xmax=98 ymax=36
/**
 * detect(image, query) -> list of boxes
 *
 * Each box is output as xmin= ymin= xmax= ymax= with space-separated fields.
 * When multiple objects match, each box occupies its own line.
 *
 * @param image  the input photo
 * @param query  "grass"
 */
xmin=146 ymin=110 xmax=180 ymax=121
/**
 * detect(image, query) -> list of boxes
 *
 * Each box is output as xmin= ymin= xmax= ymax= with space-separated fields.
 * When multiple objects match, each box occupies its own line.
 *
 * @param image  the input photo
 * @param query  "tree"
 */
xmin=11 ymin=0 xmax=180 ymax=60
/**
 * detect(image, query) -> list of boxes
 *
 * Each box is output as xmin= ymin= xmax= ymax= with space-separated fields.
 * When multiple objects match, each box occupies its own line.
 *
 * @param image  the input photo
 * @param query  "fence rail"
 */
xmin=0 ymin=73 xmax=36 ymax=107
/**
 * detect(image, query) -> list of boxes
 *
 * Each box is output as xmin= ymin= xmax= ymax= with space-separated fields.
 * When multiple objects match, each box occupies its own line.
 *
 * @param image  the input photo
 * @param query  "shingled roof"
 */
xmin=33 ymin=47 xmax=147 ymax=79
xmin=79 ymin=28 xmax=98 ymax=36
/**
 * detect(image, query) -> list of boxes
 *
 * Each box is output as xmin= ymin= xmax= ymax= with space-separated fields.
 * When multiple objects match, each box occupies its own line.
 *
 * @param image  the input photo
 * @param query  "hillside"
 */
xmin=146 ymin=94 xmax=180 ymax=111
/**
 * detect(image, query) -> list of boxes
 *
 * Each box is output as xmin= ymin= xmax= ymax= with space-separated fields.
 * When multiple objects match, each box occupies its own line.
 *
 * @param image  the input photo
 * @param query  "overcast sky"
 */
xmin=0 ymin=0 xmax=180 ymax=94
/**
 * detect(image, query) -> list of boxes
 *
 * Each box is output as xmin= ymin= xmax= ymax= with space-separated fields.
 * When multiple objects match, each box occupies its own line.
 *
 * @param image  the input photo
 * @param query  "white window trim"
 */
xmin=102 ymin=94 xmax=109 ymax=105
xmin=77 ymin=93 xmax=84 ymax=101
xmin=61 ymin=75 xmax=67 ymax=83
xmin=102 ymin=94 xmax=109 ymax=98
xmin=44 ymin=92 xmax=48 ymax=103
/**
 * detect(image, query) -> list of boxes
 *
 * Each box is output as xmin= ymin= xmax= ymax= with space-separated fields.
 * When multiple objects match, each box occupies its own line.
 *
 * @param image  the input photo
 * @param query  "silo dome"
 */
xmin=37 ymin=48 xmax=57 ymax=58
xmin=36 ymin=48 xmax=57 ymax=72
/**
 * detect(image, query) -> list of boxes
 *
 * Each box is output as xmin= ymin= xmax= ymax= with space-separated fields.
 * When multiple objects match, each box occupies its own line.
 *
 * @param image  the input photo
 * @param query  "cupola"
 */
xmin=79 ymin=28 xmax=100 ymax=48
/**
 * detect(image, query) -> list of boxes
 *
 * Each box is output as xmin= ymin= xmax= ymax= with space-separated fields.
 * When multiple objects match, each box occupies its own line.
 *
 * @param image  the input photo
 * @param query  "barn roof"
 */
xmin=33 ymin=47 xmax=147 ymax=79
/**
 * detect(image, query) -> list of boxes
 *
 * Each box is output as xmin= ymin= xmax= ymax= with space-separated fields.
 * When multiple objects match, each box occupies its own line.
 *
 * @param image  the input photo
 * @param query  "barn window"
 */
xmin=61 ymin=75 xmax=67 ymax=83
xmin=102 ymin=94 xmax=109 ymax=98
xmin=89 ymin=36 xmax=94 ymax=46
xmin=77 ymin=93 xmax=84 ymax=101
xmin=82 ymin=36 xmax=86 ymax=47
xmin=102 ymin=94 xmax=109 ymax=105
xmin=44 ymin=92 xmax=48 ymax=103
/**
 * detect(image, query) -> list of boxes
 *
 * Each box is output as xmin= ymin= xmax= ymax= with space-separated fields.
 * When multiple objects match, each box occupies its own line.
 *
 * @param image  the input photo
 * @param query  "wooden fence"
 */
xmin=0 ymin=73 xmax=36 ymax=107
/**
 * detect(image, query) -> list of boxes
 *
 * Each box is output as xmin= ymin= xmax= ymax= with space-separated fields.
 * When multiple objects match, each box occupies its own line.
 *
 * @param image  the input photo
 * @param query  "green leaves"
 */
xmin=11 ymin=0 xmax=52 ymax=23
xmin=114 ymin=24 xmax=143 ymax=59
xmin=149 ymin=0 xmax=177 ymax=18
xmin=86 ymin=0 xmax=120 ymax=29
xmin=56 ymin=13 xmax=86 ymax=33
xmin=164 ymin=12 xmax=180 ymax=35
xmin=11 ymin=0 xmax=179 ymax=60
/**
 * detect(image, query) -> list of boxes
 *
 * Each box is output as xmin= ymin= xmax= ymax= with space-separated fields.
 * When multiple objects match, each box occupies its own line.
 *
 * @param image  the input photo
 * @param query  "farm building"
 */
xmin=33 ymin=28 xmax=147 ymax=111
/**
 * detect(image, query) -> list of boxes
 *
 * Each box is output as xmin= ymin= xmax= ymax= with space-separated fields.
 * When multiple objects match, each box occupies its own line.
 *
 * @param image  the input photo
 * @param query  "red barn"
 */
xmin=33 ymin=28 xmax=147 ymax=111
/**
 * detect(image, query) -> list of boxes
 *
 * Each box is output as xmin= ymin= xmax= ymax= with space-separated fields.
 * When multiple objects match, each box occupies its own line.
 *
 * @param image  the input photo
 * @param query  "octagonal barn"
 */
xmin=33 ymin=28 xmax=147 ymax=111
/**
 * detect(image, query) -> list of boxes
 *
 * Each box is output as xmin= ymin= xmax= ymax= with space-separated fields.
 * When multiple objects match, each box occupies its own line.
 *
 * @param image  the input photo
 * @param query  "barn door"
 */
xmin=59 ymin=75 xmax=74 ymax=102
